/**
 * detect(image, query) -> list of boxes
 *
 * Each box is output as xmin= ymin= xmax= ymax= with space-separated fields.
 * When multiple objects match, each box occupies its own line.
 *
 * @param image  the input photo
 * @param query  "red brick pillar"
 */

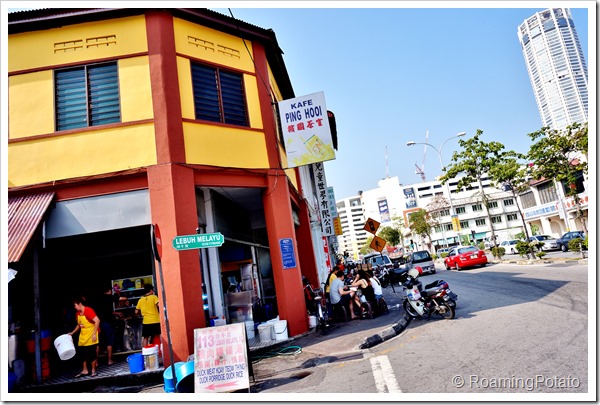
xmin=147 ymin=163 xmax=205 ymax=364
xmin=262 ymin=173 xmax=308 ymax=336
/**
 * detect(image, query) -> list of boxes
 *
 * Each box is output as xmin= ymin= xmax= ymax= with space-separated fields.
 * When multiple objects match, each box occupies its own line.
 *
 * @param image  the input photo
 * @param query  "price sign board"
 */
xmin=194 ymin=323 xmax=249 ymax=393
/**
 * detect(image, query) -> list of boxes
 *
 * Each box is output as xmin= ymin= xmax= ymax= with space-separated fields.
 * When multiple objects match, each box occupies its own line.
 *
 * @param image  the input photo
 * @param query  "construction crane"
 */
xmin=414 ymin=130 xmax=429 ymax=182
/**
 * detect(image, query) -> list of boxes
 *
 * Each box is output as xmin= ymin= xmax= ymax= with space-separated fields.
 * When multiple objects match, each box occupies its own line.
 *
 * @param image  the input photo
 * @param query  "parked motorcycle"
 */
xmin=401 ymin=266 xmax=457 ymax=320
xmin=375 ymin=264 xmax=407 ymax=291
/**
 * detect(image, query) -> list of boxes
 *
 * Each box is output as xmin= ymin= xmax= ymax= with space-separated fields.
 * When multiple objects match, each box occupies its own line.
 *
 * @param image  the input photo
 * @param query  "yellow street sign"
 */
xmin=370 ymin=236 xmax=386 ymax=252
xmin=363 ymin=218 xmax=380 ymax=234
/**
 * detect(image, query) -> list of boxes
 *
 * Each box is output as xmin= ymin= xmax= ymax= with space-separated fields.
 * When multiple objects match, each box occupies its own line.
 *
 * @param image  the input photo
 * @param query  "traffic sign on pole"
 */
xmin=172 ymin=233 xmax=225 ymax=250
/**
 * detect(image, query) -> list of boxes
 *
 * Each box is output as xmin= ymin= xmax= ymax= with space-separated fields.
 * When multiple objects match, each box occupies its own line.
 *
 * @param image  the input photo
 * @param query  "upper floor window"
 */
xmin=55 ymin=62 xmax=120 ymax=131
xmin=488 ymin=201 xmax=499 ymax=209
xmin=520 ymin=191 xmax=537 ymax=209
xmin=455 ymin=206 xmax=466 ymax=214
xmin=191 ymin=63 xmax=248 ymax=126
xmin=537 ymin=181 xmax=558 ymax=205
xmin=503 ymin=198 xmax=515 ymax=206
xmin=472 ymin=203 xmax=483 ymax=212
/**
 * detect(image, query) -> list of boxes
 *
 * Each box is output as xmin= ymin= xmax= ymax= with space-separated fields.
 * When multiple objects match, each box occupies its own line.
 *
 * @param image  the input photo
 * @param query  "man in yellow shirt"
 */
xmin=135 ymin=284 xmax=160 ymax=347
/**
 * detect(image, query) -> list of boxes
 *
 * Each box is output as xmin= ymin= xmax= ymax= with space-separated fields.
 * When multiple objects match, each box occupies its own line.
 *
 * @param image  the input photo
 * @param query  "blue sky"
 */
xmin=212 ymin=3 xmax=591 ymax=200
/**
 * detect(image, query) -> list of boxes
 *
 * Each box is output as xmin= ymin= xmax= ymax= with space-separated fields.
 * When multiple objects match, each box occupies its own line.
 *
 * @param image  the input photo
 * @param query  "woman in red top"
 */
xmin=68 ymin=297 xmax=100 ymax=378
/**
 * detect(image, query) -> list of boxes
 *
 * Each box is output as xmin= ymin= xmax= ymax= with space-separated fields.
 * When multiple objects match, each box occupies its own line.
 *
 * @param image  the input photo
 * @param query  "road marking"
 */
xmin=370 ymin=355 xmax=402 ymax=393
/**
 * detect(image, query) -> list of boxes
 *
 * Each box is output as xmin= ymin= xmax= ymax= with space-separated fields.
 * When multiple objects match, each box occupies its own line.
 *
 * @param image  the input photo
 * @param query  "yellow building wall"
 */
xmin=173 ymin=18 xmax=256 ymax=74
xmin=8 ymin=124 xmax=157 ymax=187
xmin=8 ymin=72 xmax=55 ymax=138
xmin=183 ymin=123 xmax=269 ymax=168
xmin=8 ymin=16 xmax=148 ymax=72
xmin=118 ymin=56 xmax=154 ymax=122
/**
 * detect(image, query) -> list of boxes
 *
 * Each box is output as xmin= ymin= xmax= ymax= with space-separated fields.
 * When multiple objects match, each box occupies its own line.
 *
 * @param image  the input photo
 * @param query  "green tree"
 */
xmin=408 ymin=209 xmax=435 ymax=250
xmin=360 ymin=236 xmax=374 ymax=255
xmin=488 ymin=157 xmax=536 ymax=259
xmin=377 ymin=215 xmax=405 ymax=247
xmin=440 ymin=129 xmax=521 ymax=246
xmin=527 ymin=122 xmax=588 ymax=236
xmin=378 ymin=226 xmax=400 ymax=247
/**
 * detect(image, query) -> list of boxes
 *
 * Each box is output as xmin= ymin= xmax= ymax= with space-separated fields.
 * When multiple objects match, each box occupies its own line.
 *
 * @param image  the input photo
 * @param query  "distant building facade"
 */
xmin=517 ymin=8 xmax=589 ymax=235
xmin=518 ymin=8 xmax=588 ymax=130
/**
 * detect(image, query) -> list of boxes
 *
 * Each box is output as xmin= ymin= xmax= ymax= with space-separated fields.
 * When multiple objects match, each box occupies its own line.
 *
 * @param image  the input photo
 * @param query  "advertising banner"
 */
xmin=404 ymin=188 xmax=417 ymax=208
xmin=378 ymin=199 xmax=390 ymax=222
xmin=278 ymin=92 xmax=336 ymax=168
xmin=314 ymin=163 xmax=333 ymax=236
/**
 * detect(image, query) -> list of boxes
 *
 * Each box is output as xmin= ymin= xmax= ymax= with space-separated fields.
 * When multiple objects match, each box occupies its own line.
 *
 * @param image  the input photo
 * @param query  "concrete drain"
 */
xmin=290 ymin=371 xmax=312 ymax=379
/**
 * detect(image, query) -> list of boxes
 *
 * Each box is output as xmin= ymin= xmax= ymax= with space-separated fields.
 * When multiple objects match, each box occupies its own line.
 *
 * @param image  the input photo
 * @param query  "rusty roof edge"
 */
xmin=7 ymin=191 xmax=56 ymax=263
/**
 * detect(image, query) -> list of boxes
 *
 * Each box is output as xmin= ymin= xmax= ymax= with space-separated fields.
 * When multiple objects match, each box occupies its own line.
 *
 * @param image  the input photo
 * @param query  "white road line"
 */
xmin=370 ymin=355 xmax=402 ymax=393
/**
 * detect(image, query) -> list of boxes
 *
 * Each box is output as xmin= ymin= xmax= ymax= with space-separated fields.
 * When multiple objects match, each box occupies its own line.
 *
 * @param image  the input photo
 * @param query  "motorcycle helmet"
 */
xmin=407 ymin=268 xmax=420 ymax=279
xmin=414 ymin=266 xmax=423 ymax=275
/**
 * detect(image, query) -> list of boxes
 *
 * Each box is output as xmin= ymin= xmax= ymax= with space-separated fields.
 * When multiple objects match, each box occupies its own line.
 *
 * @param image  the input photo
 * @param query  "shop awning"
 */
xmin=8 ymin=192 xmax=55 ymax=263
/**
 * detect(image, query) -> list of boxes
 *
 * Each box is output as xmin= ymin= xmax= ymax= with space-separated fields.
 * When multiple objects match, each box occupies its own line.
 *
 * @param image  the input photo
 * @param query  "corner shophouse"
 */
xmin=8 ymin=8 xmax=326 ymax=373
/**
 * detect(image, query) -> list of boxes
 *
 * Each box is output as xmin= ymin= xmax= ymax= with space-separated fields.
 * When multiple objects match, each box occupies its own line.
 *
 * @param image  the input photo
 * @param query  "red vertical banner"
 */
xmin=322 ymin=236 xmax=332 ymax=273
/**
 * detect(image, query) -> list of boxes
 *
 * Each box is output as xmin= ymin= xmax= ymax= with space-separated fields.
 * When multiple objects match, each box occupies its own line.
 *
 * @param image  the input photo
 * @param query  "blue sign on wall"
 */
xmin=279 ymin=238 xmax=297 ymax=269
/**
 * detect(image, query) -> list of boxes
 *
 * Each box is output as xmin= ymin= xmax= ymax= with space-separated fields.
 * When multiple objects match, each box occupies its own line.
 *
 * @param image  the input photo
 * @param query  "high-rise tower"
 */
xmin=518 ymin=8 xmax=588 ymax=130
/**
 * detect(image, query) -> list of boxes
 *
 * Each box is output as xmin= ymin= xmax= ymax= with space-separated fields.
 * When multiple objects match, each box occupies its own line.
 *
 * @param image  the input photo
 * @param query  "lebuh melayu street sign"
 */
xmin=172 ymin=232 xmax=225 ymax=251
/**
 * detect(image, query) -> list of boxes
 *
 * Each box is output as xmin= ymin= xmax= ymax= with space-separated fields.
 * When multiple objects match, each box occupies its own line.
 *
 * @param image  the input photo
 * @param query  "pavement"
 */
xmin=11 ymin=255 xmax=587 ymax=395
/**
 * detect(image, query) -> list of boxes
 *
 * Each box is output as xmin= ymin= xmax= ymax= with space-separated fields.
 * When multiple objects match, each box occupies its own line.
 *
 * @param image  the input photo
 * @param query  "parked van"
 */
xmin=361 ymin=253 xmax=393 ymax=270
xmin=405 ymin=250 xmax=436 ymax=275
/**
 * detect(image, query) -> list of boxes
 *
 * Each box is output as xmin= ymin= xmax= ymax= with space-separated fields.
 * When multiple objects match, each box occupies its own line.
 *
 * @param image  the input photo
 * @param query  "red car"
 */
xmin=444 ymin=246 xmax=488 ymax=270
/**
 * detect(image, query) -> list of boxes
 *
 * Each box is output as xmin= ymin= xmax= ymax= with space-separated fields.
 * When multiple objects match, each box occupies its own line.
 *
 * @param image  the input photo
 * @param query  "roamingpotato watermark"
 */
xmin=452 ymin=374 xmax=581 ymax=391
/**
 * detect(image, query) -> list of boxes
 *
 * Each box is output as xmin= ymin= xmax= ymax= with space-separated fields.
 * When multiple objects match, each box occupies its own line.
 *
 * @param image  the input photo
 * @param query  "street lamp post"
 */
xmin=406 ymin=132 xmax=466 ymax=247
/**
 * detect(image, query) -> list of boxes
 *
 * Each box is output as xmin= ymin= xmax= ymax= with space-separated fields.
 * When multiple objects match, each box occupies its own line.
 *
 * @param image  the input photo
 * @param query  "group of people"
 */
xmin=67 ymin=284 xmax=160 ymax=378
xmin=324 ymin=260 xmax=383 ymax=320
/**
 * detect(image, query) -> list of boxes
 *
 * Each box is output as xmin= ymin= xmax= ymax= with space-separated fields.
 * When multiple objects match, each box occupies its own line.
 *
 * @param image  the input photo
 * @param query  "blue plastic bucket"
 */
xmin=175 ymin=361 xmax=195 ymax=393
xmin=163 ymin=362 xmax=185 ymax=393
xmin=127 ymin=353 xmax=145 ymax=374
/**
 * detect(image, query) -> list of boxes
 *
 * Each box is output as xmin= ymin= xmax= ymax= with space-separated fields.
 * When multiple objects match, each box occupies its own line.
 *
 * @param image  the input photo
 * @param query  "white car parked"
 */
xmin=499 ymin=239 xmax=519 ymax=254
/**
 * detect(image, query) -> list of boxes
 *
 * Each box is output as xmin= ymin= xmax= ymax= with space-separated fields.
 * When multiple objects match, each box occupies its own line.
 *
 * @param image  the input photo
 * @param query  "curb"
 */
xmin=358 ymin=315 xmax=411 ymax=349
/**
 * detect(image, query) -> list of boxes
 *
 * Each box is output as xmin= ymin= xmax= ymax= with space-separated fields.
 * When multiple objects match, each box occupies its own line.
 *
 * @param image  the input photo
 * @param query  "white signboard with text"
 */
xmin=194 ymin=323 xmax=249 ymax=393
xmin=278 ymin=92 xmax=336 ymax=168
xmin=314 ymin=162 xmax=333 ymax=236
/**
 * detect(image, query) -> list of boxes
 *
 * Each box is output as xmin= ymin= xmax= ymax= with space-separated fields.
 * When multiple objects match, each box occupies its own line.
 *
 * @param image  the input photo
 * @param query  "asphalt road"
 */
xmin=254 ymin=261 xmax=590 ymax=398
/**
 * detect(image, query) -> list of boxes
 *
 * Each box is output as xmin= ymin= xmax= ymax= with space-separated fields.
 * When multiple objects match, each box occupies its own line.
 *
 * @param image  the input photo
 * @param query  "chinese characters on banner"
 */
xmin=194 ymin=323 xmax=249 ymax=393
xmin=314 ymin=163 xmax=333 ymax=236
xmin=278 ymin=92 xmax=336 ymax=168
xmin=327 ymin=187 xmax=343 ymax=236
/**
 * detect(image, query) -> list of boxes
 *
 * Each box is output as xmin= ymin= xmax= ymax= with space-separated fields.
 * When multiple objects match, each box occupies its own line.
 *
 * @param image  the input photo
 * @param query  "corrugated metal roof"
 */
xmin=8 ymin=192 xmax=55 ymax=263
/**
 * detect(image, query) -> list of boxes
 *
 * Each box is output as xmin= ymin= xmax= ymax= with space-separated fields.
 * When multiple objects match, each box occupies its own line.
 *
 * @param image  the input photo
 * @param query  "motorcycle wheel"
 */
xmin=403 ymin=300 xmax=421 ymax=319
xmin=438 ymin=302 xmax=455 ymax=320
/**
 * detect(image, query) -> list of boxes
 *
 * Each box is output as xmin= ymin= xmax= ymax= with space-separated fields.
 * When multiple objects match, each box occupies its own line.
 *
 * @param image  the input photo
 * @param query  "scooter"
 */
xmin=401 ymin=266 xmax=457 ymax=320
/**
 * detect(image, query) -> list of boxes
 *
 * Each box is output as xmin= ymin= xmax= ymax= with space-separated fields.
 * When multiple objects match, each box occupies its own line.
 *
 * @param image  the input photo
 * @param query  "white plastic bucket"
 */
xmin=245 ymin=321 xmax=255 ymax=339
xmin=273 ymin=320 xmax=288 ymax=341
xmin=142 ymin=344 xmax=159 ymax=371
xmin=258 ymin=324 xmax=273 ymax=343
xmin=308 ymin=315 xmax=317 ymax=329
xmin=54 ymin=334 xmax=76 ymax=361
